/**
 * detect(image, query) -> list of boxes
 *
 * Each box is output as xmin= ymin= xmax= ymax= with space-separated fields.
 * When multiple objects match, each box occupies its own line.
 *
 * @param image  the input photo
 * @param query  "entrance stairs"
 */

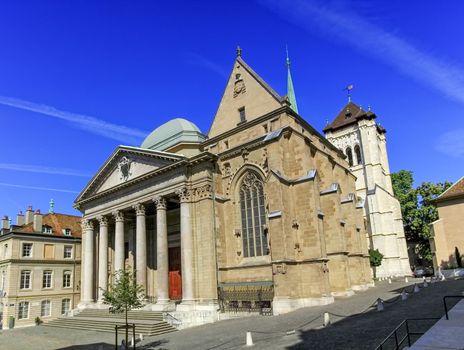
xmin=44 ymin=309 xmax=177 ymax=336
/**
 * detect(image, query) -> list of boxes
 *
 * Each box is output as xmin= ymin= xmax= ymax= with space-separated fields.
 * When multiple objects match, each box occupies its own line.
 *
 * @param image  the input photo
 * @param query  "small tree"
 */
xmin=102 ymin=269 xmax=145 ymax=347
xmin=369 ymin=249 xmax=384 ymax=278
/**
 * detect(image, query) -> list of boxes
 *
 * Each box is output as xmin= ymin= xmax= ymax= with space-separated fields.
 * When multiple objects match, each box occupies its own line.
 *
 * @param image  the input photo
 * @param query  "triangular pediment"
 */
xmin=208 ymin=57 xmax=284 ymax=138
xmin=75 ymin=146 xmax=184 ymax=203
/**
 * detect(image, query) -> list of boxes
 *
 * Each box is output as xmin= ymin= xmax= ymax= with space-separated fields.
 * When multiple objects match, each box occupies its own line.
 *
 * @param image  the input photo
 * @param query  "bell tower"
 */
xmin=324 ymin=102 xmax=411 ymax=278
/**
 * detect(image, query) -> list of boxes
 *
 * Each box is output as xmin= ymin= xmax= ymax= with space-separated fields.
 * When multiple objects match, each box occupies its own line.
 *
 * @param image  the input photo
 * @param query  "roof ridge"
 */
xmin=436 ymin=175 xmax=464 ymax=199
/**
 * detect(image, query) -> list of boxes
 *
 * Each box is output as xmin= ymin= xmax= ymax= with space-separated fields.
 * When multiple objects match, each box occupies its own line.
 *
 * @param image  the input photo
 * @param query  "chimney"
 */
xmin=25 ymin=206 xmax=34 ymax=224
xmin=16 ymin=211 xmax=25 ymax=226
xmin=33 ymin=209 xmax=43 ymax=232
xmin=2 ymin=215 xmax=9 ymax=229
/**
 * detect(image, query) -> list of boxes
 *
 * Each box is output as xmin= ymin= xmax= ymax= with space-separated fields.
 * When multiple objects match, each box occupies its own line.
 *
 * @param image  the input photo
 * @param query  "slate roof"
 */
xmin=435 ymin=176 xmax=464 ymax=202
xmin=324 ymin=102 xmax=377 ymax=133
xmin=16 ymin=213 xmax=82 ymax=237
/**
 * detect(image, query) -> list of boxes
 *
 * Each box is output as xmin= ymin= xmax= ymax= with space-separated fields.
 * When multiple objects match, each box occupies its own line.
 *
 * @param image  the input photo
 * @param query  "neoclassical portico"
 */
xmin=80 ymin=186 xmax=198 ymax=311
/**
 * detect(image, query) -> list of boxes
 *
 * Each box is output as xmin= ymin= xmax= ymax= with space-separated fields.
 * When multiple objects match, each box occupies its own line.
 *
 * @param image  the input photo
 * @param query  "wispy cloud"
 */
xmin=435 ymin=129 xmax=464 ymax=158
xmin=0 ymin=163 xmax=91 ymax=177
xmin=0 ymin=96 xmax=148 ymax=144
xmin=0 ymin=182 xmax=79 ymax=194
xmin=187 ymin=52 xmax=229 ymax=78
xmin=260 ymin=0 xmax=464 ymax=104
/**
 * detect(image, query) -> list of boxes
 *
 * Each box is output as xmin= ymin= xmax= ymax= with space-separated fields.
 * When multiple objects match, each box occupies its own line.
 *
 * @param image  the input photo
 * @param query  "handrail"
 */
xmin=163 ymin=312 xmax=182 ymax=325
xmin=443 ymin=295 xmax=464 ymax=320
xmin=374 ymin=318 xmax=440 ymax=350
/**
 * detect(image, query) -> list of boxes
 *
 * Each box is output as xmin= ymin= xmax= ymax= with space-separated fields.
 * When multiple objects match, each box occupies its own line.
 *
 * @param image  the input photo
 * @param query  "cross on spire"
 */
xmin=236 ymin=46 xmax=242 ymax=57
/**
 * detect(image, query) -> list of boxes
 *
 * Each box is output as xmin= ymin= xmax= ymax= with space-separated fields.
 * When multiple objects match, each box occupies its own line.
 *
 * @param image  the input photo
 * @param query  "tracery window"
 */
xmin=346 ymin=147 xmax=353 ymax=166
xmin=354 ymin=145 xmax=362 ymax=165
xmin=239 ymin=172 xmax=268 ymax=257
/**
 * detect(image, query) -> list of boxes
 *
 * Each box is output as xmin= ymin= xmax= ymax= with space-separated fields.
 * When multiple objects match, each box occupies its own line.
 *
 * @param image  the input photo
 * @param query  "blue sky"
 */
xmin=0 ymin=0 xmax=463 ymax=219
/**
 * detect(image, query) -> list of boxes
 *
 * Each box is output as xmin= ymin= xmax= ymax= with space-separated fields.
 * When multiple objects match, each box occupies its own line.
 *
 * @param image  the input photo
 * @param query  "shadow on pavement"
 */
xmin=56 ymin=339 xmax=169 ymax=350
xmin=285 ymin=279 xmax=462 ymax=350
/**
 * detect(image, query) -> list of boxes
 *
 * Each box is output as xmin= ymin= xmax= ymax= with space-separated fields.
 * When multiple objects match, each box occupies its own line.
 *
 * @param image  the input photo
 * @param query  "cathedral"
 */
xmin=75 ymin=49 xmax=375 ymax=327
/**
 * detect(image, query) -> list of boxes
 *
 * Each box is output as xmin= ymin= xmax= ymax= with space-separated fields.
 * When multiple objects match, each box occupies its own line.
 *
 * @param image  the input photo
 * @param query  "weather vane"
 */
xmin=343 ymin=84 xmax=354 ymax=102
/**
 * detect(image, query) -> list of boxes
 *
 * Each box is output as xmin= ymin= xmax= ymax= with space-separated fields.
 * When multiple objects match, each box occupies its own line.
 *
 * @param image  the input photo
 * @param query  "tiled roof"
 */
xmin=16 ymin=213 xmax=82 ymax=237
xmin=436 ymin=176 xmax=464 ymax=202
xmin=324 ymin=102 xmax=376 ymax=133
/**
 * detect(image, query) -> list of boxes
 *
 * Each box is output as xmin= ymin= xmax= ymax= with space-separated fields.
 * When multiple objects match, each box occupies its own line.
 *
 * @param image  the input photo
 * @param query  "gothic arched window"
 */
xmin=239 ymin=172 xmax=268 ymax=257
xmin=354 ymin=145 xmax=362 ymax=165
xmin=346 ymin=147 xmax=353 ymax=167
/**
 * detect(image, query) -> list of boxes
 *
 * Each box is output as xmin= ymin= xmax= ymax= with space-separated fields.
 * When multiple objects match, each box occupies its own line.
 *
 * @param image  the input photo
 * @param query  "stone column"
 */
xmin=82 ymin=219 xmax=95 ymax=303
xmin=113 ymin=210 xmax=125 ymax=272
xmin=97 ymin=216 xmax=108 ymax=302
xmin=133 ymin=203 xmax=147 ymax=292
xmin=177 ymin=187 xmax=194 ymax=303
xmin=153 ymin=196 xmax=169 ymax=304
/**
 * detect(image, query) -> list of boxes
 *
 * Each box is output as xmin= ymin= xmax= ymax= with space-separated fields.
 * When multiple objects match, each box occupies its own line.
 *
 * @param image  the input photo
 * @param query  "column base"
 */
xmin=151 ymin=300 xmax=176 ymax=312
xmin=272 ymin=296 xmax=334 ymax=315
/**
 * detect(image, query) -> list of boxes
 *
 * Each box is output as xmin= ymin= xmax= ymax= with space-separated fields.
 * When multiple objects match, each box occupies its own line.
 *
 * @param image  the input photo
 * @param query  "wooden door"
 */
xmin=168 ymin=247 xmax=182 ymax=300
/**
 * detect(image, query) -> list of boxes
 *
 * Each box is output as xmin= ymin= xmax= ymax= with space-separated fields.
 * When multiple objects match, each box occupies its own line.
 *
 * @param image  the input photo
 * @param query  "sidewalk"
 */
xmin=410 ymin=299 xmax=464 ymax=350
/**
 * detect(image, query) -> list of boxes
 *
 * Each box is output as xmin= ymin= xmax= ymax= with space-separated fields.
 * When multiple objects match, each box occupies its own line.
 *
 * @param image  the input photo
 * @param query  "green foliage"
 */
xmin=102 ymin=269 xmax=145 ymax=314
xmin=369 ymin=249 xmax=384 ymax=267
xmin=34 ymin=316 xmax=42 ymax=325
xmin=391 ymin=170 xmax=452 ymax=264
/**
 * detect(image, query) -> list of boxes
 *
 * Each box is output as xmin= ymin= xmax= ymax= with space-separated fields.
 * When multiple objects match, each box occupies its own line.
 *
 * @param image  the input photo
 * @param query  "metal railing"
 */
xmin=443 ymin=295 xmax=464 ymax=320
xmin=374 ymin=318 xmax=439 ymax=350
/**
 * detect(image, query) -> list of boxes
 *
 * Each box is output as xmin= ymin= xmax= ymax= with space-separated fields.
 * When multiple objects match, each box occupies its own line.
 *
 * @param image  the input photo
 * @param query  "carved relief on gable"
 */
xmin=233 ymin=72 xmax=246 ymax=97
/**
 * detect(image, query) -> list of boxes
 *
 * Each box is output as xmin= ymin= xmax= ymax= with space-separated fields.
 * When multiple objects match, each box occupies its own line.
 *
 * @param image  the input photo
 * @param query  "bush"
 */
xmin=369 ymin=249 xmax=384 ymax=267
xmin=35 ymin=316 xmax=42 ymax=325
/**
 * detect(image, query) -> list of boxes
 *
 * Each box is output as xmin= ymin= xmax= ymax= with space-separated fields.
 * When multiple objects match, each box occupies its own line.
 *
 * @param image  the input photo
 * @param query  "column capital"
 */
xmin=176 ymin=187 xmax=193 ymax=203
xmin=112 ymin=210 xmax=124 ymax=222
xmin=153 ymin=196 xmax=167 ymax=210
xmin=132 ymin=203 xmax=146 ymax=216
xmin=97 ymin=215 xmax=109 ymax=226
xmin=81 ymin=218 xmax=94 ymax=231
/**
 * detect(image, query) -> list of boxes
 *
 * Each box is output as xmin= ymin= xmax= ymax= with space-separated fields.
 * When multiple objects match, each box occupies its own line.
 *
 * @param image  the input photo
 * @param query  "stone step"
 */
xmin=75 ymin=311 xmax=163 ymax=321
xmin=44 ymin=318 xmax=176 ymax=336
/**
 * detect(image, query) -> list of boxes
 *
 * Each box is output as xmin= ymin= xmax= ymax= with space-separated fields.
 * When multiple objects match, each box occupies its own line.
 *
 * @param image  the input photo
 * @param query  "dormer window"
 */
xmin=238 ymin=107 xmax=246 ymax=123
xmin=42 ymin=225 xmax=53 ymax=234
xmin=63 ymin=228 xmax=72 ymax=236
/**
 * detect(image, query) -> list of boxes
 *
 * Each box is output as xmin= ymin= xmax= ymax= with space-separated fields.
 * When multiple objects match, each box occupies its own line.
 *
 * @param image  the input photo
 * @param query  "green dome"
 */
xmin=141 ymin=118 xmax=205 ymax=151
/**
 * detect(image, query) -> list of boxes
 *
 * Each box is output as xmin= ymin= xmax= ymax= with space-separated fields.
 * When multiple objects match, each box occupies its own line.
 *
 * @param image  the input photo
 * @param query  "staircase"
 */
xmin=44 ymin=309 xmax=177 ymax=336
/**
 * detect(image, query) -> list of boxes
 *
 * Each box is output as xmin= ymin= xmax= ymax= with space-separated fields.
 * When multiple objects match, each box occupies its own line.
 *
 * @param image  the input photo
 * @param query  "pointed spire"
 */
xmin=49 ymin=198 xmax=54 ymax=214
xmin=236 ymin=46 xmax=242 ymax=58
xmin=286 ymin=46 xmax=299 ymax=114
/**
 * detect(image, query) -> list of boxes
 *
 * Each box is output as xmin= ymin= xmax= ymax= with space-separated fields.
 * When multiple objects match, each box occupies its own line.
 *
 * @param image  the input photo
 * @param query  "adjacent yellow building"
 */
xmin=0 ymin=207 xmax=81 ymax=329
xmin=430 ymin=176 xmax=464 ymax=270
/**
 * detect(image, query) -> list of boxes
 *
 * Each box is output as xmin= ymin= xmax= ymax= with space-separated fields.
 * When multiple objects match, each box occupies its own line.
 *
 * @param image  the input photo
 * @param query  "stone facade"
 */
xmin=324 ymin=103 xmax=410 ymax=277
xmin=430 ymin=176 xmax=464 ymax=270
xmin=0 ymin=209 xmax=81 ymax=329
xmin=75 ymin=53 xmax=372 ymax=328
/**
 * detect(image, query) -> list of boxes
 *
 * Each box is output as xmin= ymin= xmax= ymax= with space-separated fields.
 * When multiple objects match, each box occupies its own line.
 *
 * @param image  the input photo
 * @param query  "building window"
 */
xmin=22 ymin=243 xmax=32 ymax=257
xmin=346 ymin=147 xmax=353 ymax=167
xmin=42 ymin=225 xmax=53 ymax=234
xmin=18 ymin=301 xmax=29 ymax=319
xmin=20 ymin=270 xmax=31 ymax=289
xmin=64 ymin=246 xmax=72 ymax=259
xmin=3 ymin=243 xmax=7 ymax=259
xmin=63 ymin=271 xmax=72 ymax=288
xmin=43 ymin=270 xmax=52 ymax=289
xmin=239 ymin=171 xmax=268 ymax=257
xmin=61 ymin=298 xmax=71 ymax=315
xmin=41 ymin=300 xmax=51 ymax=317
xmin=238 ymin=107 xmax=246 ymax=123
xmin=354 ymin=145 xmax=362 ymax=165
xmin=63 ymin=228 xmax=72 ymax=236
